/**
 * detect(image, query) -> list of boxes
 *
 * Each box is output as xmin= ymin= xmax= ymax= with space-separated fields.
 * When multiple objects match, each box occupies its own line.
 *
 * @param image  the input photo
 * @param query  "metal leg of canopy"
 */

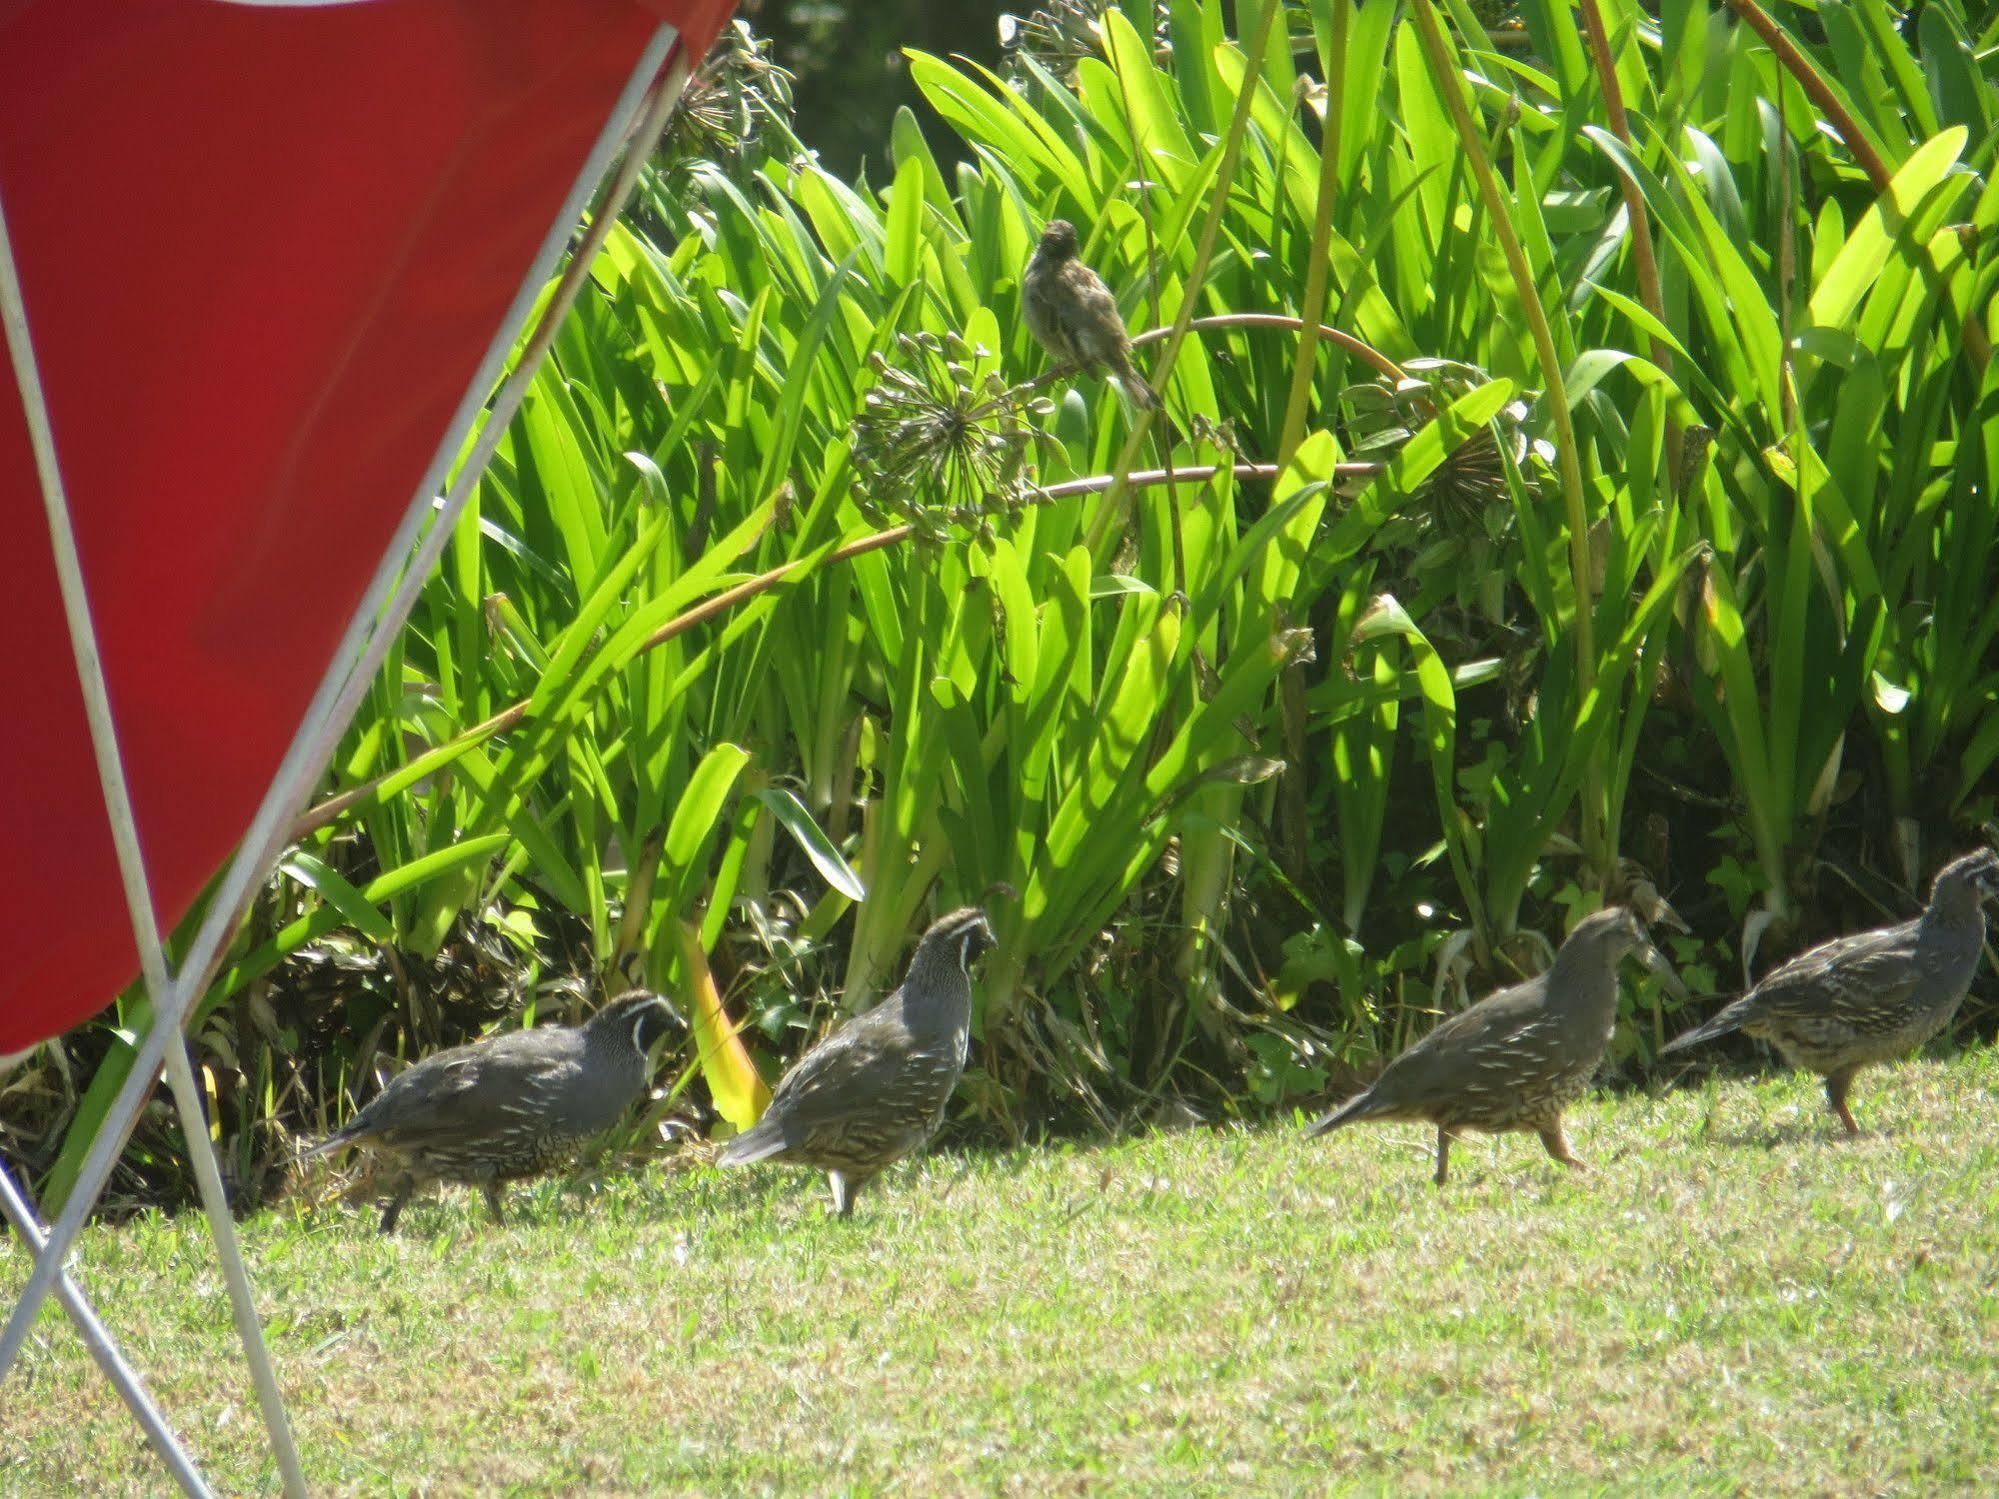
xmin=1 ymin=161 xmax=310 ymax=1497
xmin=0 ymin=1161 xmax=213 ymax=1499
xmin=0 ymin=21 xmax=690 ymax=1492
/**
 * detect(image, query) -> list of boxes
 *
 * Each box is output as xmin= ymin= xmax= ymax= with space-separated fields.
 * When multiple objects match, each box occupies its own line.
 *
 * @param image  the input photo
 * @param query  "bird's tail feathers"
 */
xmin=1305 ymin=1089 xmax=1387 ymax=1138
xmin=1116 ymin=365 xmax=1163 ymax=411
xmin=299 ymin=1129 xmax=358 ymax=1161
xmin=1661 ymin=1005 xmax=1744 ymax=1055
xmin=714 ymin=1119 xmax=789 ymax=1168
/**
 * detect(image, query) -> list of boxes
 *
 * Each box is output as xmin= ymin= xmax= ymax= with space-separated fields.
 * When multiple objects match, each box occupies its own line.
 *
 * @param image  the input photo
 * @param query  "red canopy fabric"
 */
xmin=0 ymin=0 xmax=731 ymax=1054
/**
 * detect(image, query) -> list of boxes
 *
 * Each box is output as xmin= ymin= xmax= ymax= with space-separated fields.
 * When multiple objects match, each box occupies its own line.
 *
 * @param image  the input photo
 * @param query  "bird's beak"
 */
xmin=1636 ymin=937 xmax=1688 ymax=999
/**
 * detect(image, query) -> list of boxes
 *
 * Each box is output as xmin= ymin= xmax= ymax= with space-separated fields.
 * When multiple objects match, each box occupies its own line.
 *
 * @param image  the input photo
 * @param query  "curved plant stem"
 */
xmin=1719 ymin=0 xmax=1990 ymax=369
xmin=1577 ymin=0 xmax=1683 ymax=494
xmin=1142 ymin=314 xmax=1406 ymax=383
xmin=1268 ymin=2 xmax=1349 ymax=881
xmin=1020 ymin=313 xmax=1406 ymax=404
xmin=1275 ymin=10 xmax=1349 ymax=469
xmin=1083 ymin=0 xmax=1286 ymax=554
xmin=1721 ymin=0 xmax=1893 ymax=189
xmin=288 ymin=460 xmax=1378 ymax=841
xmin=1406 ymin=0 xmax=1605 ymax=879
xmin=1109 ymin=46 xmax=1185 ymax=601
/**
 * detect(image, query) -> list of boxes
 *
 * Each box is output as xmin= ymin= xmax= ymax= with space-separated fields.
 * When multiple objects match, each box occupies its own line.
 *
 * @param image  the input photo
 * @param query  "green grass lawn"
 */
xmin=7 ymin=1051 xmax=1999 ymax=1495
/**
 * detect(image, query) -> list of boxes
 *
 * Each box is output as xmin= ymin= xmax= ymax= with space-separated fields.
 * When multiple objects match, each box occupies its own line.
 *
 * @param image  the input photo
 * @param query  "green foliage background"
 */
xmin=5 ymin=0 xmax=1997 ymax=1212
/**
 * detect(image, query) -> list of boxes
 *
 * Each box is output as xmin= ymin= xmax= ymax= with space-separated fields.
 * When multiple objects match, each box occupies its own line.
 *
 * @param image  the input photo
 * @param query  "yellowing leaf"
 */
xmin=674 ymin=921 xmax=770 ymax=1131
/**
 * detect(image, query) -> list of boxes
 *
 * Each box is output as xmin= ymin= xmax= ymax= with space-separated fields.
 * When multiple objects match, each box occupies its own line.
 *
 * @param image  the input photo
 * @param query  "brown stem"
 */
xmin=1136 ymin=314 xmax=1407 ymax=384
xmin=1719 ymin=0 xmax=1989 ymax=369
xmin=1271 ymin=0 xmax=1350 ymax=883
xmin=1084 ymin=0 xmax=1287 ymax=554
xmin=1774 ymin=42 xmax=1798 ymax=434
xmin=1013 ymin=316 xmax=1407 ymax=416
xmin=1720 ymin=0 xmax=1893 ymax=191
xmin=286 ymin=460 xmax=1379 ymax=841
xmin=1408 ymin=0 xmax=1603 ymax=881
xmin=1577 ymin=0 xmax=1683 ymax=494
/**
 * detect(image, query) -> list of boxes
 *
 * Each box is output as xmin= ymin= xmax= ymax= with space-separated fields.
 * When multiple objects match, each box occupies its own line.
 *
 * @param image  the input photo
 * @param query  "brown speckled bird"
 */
xmin=1663 ymin=847 xmax=1999 ymax=1135
xmin=1308 ymin=907 xmax=1668 ymax=1184
xmin=304 ymin=990 xmax=680 ymax=1232
xmin=715 ymin=907 xmax=995 ymax=1216
xmin=1022 ymin=219 xmax=1161 ymax=409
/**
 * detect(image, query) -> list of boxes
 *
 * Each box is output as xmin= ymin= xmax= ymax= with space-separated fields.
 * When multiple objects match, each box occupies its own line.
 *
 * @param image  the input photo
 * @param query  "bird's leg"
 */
xmin=827 ymin=1171 xmax=853 ymax=1218
xmin=1537 ymin=1120 xmax=1586 ymax=1171
xmin=1824 ymin=1070 xmax=1861 ymax=1138
xmin=377 ymin=1179 xmax=413 ymax=1236
xmin=482 ymin=1183 xmax=508 ymax=1226
xmin=1432 ymin=1128 xmax=1453 ymax=1186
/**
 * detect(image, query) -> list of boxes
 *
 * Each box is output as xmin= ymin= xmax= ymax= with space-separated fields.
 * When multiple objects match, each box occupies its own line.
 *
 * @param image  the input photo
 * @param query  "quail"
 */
xmin=716 ymin=906 xmax=995 ymax=1216
xmin=1663 ymin=847 xmax=1999 ymax=1135
xmin=1308 ymin=907 xmax=1668 ymax=1184
xmin=1022 ymin=219 xmax=1162 ymax=410
xmin=303 ymin=989 xmax=681 ymax=1232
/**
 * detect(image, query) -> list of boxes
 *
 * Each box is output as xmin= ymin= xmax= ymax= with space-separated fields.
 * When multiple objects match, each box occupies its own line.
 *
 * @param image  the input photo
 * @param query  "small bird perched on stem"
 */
xmin=303 ymin=990 xmax=681 ymax=1233
xmin=715 ymin=906 xmax=995 ymax=1216
xmin=1308 ymin=907 xmax=1674 ymax=1184
xmin=1662 ymin=846 xmax=1999 ymax=1136
xmin=1022 ymin=218 xmax=1161 ymax=410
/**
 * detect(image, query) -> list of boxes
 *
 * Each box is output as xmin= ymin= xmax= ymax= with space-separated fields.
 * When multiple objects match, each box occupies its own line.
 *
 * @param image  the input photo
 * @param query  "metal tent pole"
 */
xmin=0 ymin=180 xmax=312 ymax=1496
xmin=0 ymin=18 xmax=689 ymax=1464
xmin=0 ymin=1161 xmax=213 ymax=1499
xmin=0 ymin=32 xmax=689 ymax=1381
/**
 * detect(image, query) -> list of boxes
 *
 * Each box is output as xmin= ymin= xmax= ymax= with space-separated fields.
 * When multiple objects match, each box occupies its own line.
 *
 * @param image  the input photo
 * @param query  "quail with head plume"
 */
xmin=303 ymin=989 xmax=681 ymax=1232
xmin=1022 ymin=219 xmax=1161 ymax=410
xmin=1308 ymin=907 xmax=1670 ymax=1184
xmin=716 ymin=906 xmax=995 ymax=1216
xmin=1662 ymin=847 xmax=1999 ymax=1135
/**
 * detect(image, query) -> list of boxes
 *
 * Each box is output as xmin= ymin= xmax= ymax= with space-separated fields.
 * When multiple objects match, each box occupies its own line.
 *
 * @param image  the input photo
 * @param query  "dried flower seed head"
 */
xmin=1338 ymin=357 xmax=1532 ymax=537
xmin=657 ymin=20 xmax=795 ymax=171
xmin=849 ymin=329 xmax=1055 ymax=547
xmin=1000 ymin=1 xmax=1171 ymax=88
